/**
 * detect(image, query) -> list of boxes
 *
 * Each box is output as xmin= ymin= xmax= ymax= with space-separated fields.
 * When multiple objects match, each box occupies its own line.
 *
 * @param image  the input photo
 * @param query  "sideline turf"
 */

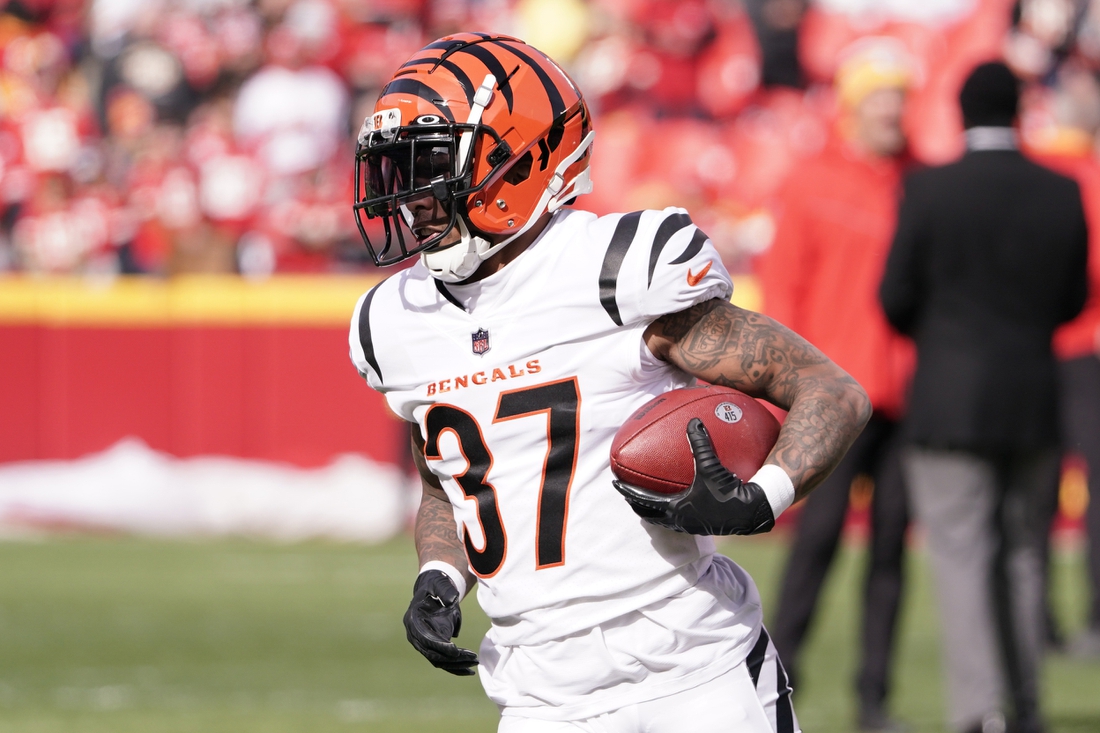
xmin=0 ymin=535 xmax=1096 ymax=732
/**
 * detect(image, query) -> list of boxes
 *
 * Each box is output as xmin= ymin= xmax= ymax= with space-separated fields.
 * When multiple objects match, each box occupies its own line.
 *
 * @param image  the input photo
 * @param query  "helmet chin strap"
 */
xmin=420 ymin=217 xmax=491 ymax=283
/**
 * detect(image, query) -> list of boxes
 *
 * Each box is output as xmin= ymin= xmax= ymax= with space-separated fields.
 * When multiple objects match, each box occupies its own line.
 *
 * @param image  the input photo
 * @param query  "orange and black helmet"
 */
xmin=353 ymin=32 xmax=594 ymax=279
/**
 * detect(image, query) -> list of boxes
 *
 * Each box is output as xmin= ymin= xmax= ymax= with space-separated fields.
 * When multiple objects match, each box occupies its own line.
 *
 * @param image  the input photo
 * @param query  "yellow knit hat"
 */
xmin=835 ymin=37 xmax=913 ymax=109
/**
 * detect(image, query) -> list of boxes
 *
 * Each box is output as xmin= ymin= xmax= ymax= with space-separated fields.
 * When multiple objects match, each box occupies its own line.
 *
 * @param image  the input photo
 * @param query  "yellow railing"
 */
xmin=0 ymin=275 xmax=380 ymax=327
xmin=0 ymin=274 xmax=762 ymax=327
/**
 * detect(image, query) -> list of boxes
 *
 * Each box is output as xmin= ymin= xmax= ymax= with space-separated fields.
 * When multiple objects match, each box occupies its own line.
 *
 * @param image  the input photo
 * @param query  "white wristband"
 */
xmin=750 ymin=464 xmax=796 ymax=520
xmin=419 ymin=561 xmax=468 ymax=599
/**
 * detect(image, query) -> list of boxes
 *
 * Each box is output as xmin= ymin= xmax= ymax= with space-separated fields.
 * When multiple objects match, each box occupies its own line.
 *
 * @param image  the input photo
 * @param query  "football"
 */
xmin=610 ymin=385 xmax=781 ymax=494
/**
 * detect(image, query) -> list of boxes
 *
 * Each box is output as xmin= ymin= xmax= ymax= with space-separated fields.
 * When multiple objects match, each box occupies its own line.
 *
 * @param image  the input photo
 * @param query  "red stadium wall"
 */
xmin=0 ymin=274 xmax=1085 ymax=533
xmin=0 ymin=276 xmax=406 ymax=468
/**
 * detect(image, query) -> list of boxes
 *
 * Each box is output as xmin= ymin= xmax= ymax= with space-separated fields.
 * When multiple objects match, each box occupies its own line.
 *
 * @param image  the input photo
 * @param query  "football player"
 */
xmin=349 ymin=33 xmax=870 ymax=733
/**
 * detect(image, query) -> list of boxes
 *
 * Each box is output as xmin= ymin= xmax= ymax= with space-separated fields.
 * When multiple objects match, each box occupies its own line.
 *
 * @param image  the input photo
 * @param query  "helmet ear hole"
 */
xmin=502 ymin=151 xmax=533 ymax=186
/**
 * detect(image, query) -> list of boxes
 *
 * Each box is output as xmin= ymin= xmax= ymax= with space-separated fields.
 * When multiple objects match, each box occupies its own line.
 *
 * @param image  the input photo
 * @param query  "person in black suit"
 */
xmin=879 ymin=62 xmax=1089 ymax=733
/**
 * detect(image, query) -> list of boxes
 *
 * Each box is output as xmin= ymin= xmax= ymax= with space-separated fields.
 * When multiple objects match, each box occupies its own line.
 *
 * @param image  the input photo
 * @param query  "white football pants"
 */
xmin=497 ymin=629 xmax=799 ymax=733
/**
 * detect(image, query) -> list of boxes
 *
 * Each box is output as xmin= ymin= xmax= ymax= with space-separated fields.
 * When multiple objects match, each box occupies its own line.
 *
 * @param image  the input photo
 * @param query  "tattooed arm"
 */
xmin=644 ymin=299 xmax=871 ymax=499
xmin=409 ymin=424 xmax=474 ymax=590
xmin=404 ymin=424 xmax=479 ymax=675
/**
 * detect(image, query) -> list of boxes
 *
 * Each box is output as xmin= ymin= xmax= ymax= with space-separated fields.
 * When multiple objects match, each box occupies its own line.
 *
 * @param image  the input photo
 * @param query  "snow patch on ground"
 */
xmin=0 ymin=440 xmax=409 ymax=542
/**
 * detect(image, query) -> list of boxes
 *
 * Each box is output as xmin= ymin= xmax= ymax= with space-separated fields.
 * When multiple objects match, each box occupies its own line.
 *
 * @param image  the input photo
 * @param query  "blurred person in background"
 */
xmin=123 ymin=121 xmax=209 ymax=274
xmin=1005 ymin=0 xmax=1081 ymax=85
xmin=12 ymin=171 xmax=107 ymax=272
xmin=232 ymin=0 xmax=350 ymax=273
xmin=1024 ymin=62 xmax=1100 ymax=661
xmin=758 ymin=38 xmax=915 ymax=733
xmin=86 ymin=0 xmax=271 ymax=275
xmin=96 ymin=25 xmax=196 ymax=128
xmin=608 ymin=0 xmax=722 ymax=118
xmin=743 ymin=0 xmax=806 ymax=90
xmin=0 ymin=2 xmax=104 ymax=272
xmin=880 ymin=61 xmax=1089 ymax=733
xmin=233 ymin=0 xmax=348 ymax=178
xmin=181 ymin=87 xmax=265 ymax=274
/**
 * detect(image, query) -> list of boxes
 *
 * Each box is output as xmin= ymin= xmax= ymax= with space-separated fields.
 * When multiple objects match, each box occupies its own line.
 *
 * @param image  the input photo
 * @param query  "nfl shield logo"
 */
xmin=471 ymin=328 xmax=491 ymax=355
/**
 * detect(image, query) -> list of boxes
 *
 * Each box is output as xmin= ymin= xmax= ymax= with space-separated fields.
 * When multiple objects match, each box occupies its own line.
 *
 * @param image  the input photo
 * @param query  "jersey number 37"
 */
xmin=423 ymin=378 xmax=580 ymax=578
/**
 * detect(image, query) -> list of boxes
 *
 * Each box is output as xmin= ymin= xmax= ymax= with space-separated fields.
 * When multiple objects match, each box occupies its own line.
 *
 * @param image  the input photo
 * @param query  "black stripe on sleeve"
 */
xmin=379 ymin=79 xmax=455 ymax=122
xmin=598 ymin=211 xmax=643 ymax=326
xmin=454 ymin=45 xmax=515 ymax=112
xmin=358 ymin=283 xmax=384 ymax=383
xmin=647 ymin=212 xmax=693 ymax=288
xmin=747 ymin=627 xmax=770 ymax=688
xmin=668 ymin=227 xmax=709 ymax=265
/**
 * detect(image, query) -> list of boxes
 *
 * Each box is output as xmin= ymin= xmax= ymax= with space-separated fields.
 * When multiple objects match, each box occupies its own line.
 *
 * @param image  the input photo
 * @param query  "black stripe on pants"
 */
xmin=748 ymin=627 xmax=795 ymax=733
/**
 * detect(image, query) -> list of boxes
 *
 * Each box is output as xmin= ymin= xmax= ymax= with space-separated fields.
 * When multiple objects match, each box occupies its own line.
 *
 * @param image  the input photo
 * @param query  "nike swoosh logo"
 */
xmin=686 ymin=262 xmax=711 ymax=287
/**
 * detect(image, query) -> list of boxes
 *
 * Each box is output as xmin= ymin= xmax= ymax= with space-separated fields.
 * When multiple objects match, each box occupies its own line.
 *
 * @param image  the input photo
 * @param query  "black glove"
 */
xmin=403 ymin=569 xmax=479 ymax=676
xmin=613 ymin=418 xmax=776 ymax=536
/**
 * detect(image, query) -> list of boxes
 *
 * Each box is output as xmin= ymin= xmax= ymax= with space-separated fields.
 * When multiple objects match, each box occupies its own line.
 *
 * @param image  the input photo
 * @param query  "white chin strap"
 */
xmin=421 ymin=130 xmax=596 ymax=283
xmin=421 ymin=218 xmax=492 ymax=283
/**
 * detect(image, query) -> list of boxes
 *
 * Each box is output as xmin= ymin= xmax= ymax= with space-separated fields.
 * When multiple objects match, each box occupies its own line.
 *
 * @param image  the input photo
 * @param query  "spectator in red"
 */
xmin=1024 ymin=63 xmax=1100 ymax=660
xmin=756 ymin=38 xmax=916 ymax=733
xmin=232 ymin=0 xmax=350 ymax=272
xmin=582 ymin=0 xmax=721 ymax=118
xmin=233 ymin=1 xmax=348 ymax=180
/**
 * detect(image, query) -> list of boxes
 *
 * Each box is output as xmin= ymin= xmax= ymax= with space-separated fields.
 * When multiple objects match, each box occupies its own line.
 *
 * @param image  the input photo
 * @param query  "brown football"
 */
xmin=610 ymin=385 xmax=781 ymax=494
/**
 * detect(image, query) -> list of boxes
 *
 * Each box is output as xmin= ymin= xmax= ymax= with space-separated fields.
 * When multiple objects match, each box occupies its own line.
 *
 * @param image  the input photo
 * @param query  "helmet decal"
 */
xmin=359 ymin=109 xmax=401 ymax=143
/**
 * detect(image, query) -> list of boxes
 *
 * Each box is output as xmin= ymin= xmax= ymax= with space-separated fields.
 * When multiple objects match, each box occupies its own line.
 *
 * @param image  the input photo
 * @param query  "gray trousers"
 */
xmin=904 ymin=447 xmax=1059 ymax=732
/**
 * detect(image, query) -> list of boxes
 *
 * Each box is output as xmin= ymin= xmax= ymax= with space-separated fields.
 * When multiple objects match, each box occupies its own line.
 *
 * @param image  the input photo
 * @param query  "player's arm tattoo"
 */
xmin=645 ymin=299 xmax=872 ymax=498
xmin=410 ymin=425 xmax=475 ymax=588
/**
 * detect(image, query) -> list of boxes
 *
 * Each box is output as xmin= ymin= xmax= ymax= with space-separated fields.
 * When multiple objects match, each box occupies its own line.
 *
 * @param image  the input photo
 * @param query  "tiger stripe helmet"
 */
xmin=353 ymin=32 xmax=595 ymax=281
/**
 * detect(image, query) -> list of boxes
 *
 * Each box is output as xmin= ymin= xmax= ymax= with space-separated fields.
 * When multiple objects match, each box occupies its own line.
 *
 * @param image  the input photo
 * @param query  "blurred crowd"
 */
xmin=0 ymin=0 xmax=1098 ymax=277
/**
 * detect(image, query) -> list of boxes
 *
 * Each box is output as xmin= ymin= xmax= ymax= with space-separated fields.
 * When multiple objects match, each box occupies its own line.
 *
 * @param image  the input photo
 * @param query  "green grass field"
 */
xmin=0 ymin=534 xmax=1097 ymax=732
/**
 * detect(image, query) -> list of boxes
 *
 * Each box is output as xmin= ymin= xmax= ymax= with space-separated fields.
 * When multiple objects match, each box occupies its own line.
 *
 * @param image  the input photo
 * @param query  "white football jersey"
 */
xmin=350 ymin=207 xmax=764 ymax=718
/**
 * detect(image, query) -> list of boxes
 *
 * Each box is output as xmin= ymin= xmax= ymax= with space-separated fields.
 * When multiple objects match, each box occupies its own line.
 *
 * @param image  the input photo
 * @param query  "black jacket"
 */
xmin=879 ymin=148 xmax=1089 ymax=452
